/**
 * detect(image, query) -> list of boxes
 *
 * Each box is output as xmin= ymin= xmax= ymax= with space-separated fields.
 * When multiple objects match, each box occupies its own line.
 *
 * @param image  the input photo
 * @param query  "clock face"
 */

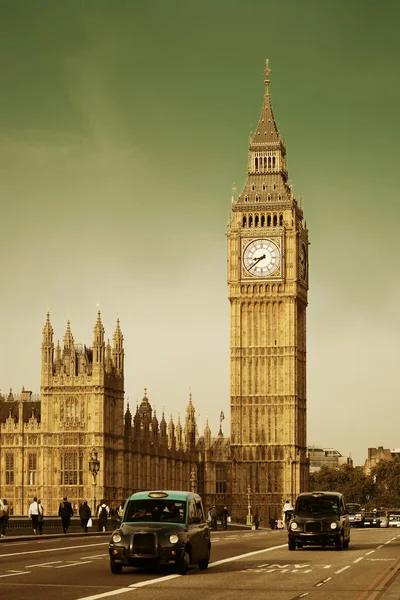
xmin=243 ymin=239 xmax=281 ymax=277
xmin=299 ymin=243 xmax=307 ymax=280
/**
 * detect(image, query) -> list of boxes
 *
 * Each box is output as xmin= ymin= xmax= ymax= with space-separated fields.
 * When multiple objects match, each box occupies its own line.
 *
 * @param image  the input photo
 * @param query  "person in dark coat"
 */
xmin=0 ymin=499 xmax=9 ymax=537
xmin=221 ymin=506 xmax=230 ymax=529
xmin=97 ymin=500 xmax=110 ymax=532
xmin=58 ymin=496 xmax=74 ymax=533
xmin=79 ymin=500 xmax=92 ymax=533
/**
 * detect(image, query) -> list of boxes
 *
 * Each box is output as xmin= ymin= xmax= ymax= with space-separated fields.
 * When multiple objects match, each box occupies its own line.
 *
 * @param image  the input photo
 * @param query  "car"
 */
xmin=287 ymin=491 xmax=351 ymax=551
xmin=377 ymin=510 xmax=389 ymax=528
xmin=363 ymin=510 xmax=381 ymax=528
xmin=388 ymin=514 xmax=400 ymax=528
xmin=109 ymin=490 xmax=211 ymax=575
xmin=346 ymin=503 xmax=364 ymax=528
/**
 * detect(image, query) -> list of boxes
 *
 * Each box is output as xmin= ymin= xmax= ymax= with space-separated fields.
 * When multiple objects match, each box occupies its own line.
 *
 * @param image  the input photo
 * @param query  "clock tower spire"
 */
xmin=227 ymin=60 xmax=309 ymax=524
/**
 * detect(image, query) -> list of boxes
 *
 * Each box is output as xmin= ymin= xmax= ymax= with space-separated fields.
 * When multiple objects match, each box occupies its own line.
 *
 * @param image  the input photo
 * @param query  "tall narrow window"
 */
xmin=215 ymin=464 xmax=226 ymax=494
xmin=242 ymin=216 xmax=247 ymax=227
xmin=6 ymin=453 xmax=14 ymax=485
xmin=28 ymin=453 xmax=37 ymax=485
xmin=60 ymin=451 xmax=83 ymax=485
xmin=255 ymin=157 xmax=258 ymax=171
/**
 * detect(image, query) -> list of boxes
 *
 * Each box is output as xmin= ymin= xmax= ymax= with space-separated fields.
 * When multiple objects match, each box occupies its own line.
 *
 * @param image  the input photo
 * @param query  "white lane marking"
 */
xmin=366 ymin=550 xmax=375 ymax=555
xmin=367 ymin=558 xmax=395 ymax=562
xmin=80 ymin=554 xmax=107 ymax=560
xmin=0 ymin=571 xmax=31 ymax=578
xmin=353 ymin=557 xmax=364 ymax=563
xmin=76 ymin=543 xmax=287 ymax=600
xmin=299 ymin=594 xmax=309 ymax=598
xmin=0 ymin=542 xmax=107 ymax=558
xmin=324 ymin=564 xmax=331 ymax=569
xmin=316 ymin=577 xmax=332 ymax=587
xmin=335 ymin=565 xmax=351 ymax=574
xmin=55 ymin=560 xmax=93 ymax=568
xmin=26 ymin=561 xmax=63 ymax=567
xmin=129 ymin=574 xmax=181 ymax=588
xmin=377 ymin=545 xmax=384 ymax=549
xmin=208 ymin=543 xmax=287 ymax=568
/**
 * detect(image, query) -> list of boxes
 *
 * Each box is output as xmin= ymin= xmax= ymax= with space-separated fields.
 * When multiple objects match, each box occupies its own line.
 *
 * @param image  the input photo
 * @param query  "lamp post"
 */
xmin=88 ymin=448 xmax=100 ymax=514
xmin=246 ymin=486 xmax=252 ymax=526
xmin=190 ymin=467 xmax=196 ymax=493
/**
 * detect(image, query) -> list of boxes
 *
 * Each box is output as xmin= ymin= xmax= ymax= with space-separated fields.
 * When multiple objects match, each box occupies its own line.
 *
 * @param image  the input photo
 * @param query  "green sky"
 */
xmin=1 ymin=0 xmax=399 ymax=466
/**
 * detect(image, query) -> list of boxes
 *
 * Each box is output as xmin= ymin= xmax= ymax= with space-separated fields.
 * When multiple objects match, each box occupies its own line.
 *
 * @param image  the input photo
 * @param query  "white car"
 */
xmin=388 ymin=515 xmax=400 ymax=527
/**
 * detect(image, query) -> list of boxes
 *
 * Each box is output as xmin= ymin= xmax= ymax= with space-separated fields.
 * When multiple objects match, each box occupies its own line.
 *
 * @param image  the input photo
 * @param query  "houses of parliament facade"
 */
xmin=0 ymin=61 xmax=309 ymax=521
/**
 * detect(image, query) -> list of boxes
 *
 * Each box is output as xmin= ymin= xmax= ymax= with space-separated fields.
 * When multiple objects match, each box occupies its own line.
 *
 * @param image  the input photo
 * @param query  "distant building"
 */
xmin=308 ymin=446 xmax=352 ymax=472
xmin=364 ymin=446 xmax=400 ymax=475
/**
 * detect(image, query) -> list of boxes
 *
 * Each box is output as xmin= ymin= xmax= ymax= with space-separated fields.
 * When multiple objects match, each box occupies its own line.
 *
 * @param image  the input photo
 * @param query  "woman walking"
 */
xmin=79 ymin=500 xmax=92 ymax=533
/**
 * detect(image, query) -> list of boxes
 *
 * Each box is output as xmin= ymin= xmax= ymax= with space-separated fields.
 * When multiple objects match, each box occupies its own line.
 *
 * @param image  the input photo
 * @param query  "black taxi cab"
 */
xmin=109 ymin=490 xmax=211 ymax=574
xmin=288 ymin=491 xmax=351 ymax=551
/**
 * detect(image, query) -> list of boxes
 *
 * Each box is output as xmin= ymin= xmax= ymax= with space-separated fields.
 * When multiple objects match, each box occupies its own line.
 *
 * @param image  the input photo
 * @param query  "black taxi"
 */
xmin=109 ymin=490 xmax=211 ymax=574
xmin=288 ymin=491 xmax=351 ymax=551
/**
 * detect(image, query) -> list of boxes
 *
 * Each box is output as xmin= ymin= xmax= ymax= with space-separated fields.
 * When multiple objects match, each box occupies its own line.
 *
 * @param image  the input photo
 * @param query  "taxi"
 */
xmin=109 ymin=490 xmax=211 ymax=574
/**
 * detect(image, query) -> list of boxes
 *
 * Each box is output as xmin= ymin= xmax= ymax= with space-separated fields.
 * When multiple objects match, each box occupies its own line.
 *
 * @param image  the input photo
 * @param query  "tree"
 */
xmin=310 ymin=464 xmax=374 ymax=505
xmin=371 ymin=457 xmax=400 ymax=509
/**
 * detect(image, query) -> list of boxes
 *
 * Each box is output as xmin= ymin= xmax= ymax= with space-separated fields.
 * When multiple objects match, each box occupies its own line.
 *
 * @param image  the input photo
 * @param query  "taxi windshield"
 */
xmin=123 ymin=499 xmax=186 ymax=523
xmin=295 ymin=495 xmax=340 ymax=517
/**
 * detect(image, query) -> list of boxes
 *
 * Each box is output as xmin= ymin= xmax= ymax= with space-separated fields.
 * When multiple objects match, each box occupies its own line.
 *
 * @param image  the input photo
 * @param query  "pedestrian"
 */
xmin=58 ymin=496 xmax=74 ymax=533
xmin=269 ymin=516 xmax=277 ymax=530
xmin=28 ymin=496 xmax=41 ymax=535
xmin=97 ymin=500 xmax=110 ymax=532
xmin=221 ymin=506 xmax=230 ymax=530
xmin=37 ymin=499 xmax=44 ymax=535
xmin=209 ymin=505 xmax=218 ymax=530
xmin=0 ymin=499 xmax=9 ymax=537
xmin=79 ymin=500 xmax=92 ymax=533
xmin=117 ymin=503 xmax=124 ymax=519
xmin=283 ymin=499 xmax=294 ymax=529
xmin=252 ymin=508 xmax=260 ymax=530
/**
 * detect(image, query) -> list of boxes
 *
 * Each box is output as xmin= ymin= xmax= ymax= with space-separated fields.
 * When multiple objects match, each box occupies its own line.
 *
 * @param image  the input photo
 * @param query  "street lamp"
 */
xmin=89 ymin=448 xmax=100 ymax=514
xmin=190 ymin=467 xmax=196 ymax=493
xmin=246 ymin=486 xmax=252 ymax=526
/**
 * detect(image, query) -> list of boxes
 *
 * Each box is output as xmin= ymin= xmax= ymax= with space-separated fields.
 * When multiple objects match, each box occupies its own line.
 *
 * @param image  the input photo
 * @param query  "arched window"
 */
xmin=242 ymin=215 xmax=247 ymax=227
xmin=279 ymin=214 xmax=283 ymax=226
xmin=264 ymin=157 xmax=267 ymax=170
xmin=267 ymin=215 xmax=271 ymax=226
xmin=273 ymin=215 xmax=277 ymax=226
xmin=255 ymin=157 xmax=258 ymax=171
xmin=261 ymin=215 xmax=265 ymax=226
xmin=268 ymin=156 xmax=272 ymax=169
xmin=255 ymin=215 xmax=259 ymax=226
xmin=249 ymin=215 xmax=253 ymax=227
xmin=273 ymin=156 xmax=276 ymax=169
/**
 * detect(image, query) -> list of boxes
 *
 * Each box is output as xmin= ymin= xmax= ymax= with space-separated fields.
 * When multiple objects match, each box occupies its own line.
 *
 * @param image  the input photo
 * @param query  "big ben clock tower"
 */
xmin=227 ymin=60 xmax=309 ymax=522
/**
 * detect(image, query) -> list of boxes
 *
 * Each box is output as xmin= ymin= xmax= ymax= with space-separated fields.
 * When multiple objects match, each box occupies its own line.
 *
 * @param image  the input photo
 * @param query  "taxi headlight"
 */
xmin=330 ymin=522 xmax=338 ymax=530
xmin=112 ymin=532 xmax=122 ymax=543
xmin=290 ymin=522 xmax=298 ymax=531
xmin=169 ymin=534 xmax=179 ymax=544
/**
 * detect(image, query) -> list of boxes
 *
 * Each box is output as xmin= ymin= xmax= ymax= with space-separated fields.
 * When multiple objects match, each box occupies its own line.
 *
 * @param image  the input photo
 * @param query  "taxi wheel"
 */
xmin=178 ymin=548 xmax=190 ymax=575
xmin=198 ymin=551 xmax=210 ymax=570
xmin=335 ymin=534 xmax=343 ymax=551
xmin=288 ymin=540 xmax=296 ymax=551
xmin=110 ymin=561 xmax=122 ymax=574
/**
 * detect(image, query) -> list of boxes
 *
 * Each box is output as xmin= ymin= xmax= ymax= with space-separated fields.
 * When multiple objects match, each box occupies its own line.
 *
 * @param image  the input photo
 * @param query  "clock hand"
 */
xmin=249 ymin=254 xmax=266 ymax=269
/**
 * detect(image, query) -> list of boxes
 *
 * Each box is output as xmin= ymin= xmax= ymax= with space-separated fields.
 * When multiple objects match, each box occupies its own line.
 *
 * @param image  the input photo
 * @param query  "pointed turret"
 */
xmin=159 ymin=408 xmax=167 ymax=443
xmin=251 ymin=59 xmax=282 ymax=147
xmin=176 ymin=414 xmax=183 ymax=450
xmin=105 ymin=338 xmax=113 ymax=374
xmin=235 ymin=59 xmax=294 ymax=209
xmin=41 ymin=312 xmax=54 ymax=379
xmin=63 ymin=320 xmax=74 ymax=350
xmin=168 ymin=413 xmax=176 ymax=450
xmin=184 ymin=392 xmax=196 ymax=451
xmin=93 ymin=310 xmax=105 ymax=368
xmin=112 ymin=318 xmax=124 ymax=375
xmin=124 ymin=402 xmax=132 ymax=431
xmin=204 ymin=416 xmax=212 ymax=450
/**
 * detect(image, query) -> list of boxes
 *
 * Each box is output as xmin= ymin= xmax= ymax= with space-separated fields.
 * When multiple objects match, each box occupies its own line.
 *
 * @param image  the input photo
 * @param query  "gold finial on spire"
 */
xmin=144 ymin=387 xmax=147 ymax=397
xmin=264 ymin=58 xmax=271 ymax=83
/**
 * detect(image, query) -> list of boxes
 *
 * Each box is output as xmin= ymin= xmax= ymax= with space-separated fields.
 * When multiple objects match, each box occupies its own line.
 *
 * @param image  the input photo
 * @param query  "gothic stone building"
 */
xmin=0 ymin=61 xmax=309 ymax=522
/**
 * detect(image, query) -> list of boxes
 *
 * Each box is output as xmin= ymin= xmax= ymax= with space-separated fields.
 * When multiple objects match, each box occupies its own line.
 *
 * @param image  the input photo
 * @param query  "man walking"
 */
xmin=28 ymin=497 xmax=41 ymax=535
xmin=58 ymin=496 xmax=74 ymax=533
